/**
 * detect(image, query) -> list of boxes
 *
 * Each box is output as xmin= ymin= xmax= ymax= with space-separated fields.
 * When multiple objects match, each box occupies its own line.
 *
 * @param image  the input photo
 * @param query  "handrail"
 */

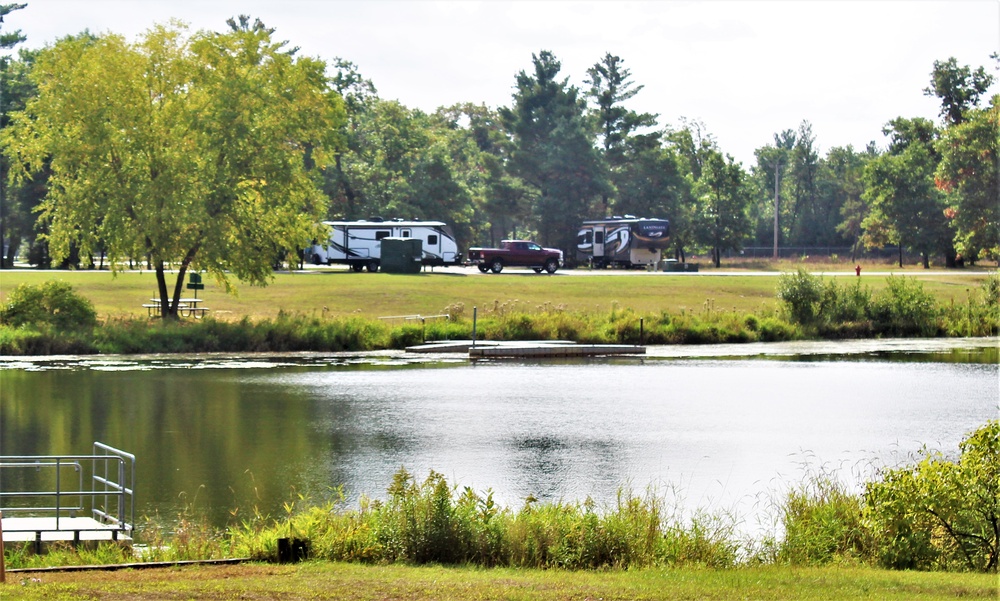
xmin=0 ymin=443 xmax=134 ymax=536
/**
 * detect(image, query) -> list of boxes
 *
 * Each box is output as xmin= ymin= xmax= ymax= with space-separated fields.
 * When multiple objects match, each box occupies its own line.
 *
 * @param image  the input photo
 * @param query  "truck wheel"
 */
xmin=544 ymin=259 xmax=558 ymax=274
xmin=351 ymin=263 xmax=364 ymax=272
xmin=366 ymin=260 xmax=379 ymax=272
xmin=477 ymin=265 xmax=489 ymax=273
xmin=533 ymin=267 xmax=543 ymax=273
xmin=490 ymin=259 xmax=503 ymax=273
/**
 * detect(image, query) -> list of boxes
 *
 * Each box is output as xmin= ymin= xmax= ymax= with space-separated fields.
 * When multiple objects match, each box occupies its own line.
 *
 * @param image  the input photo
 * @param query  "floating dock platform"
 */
xmin=469 ymin=344 xmax=645 ymax=358
xmin=406 ymin=340 xmax=645 ymax=358
xmin=2 ymin=517 xmax=132 ymax=546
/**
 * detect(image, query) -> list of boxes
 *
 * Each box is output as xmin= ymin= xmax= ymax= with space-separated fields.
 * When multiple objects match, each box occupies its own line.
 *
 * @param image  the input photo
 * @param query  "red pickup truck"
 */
xmin=467 ymin=240 xmax=563 ymax=274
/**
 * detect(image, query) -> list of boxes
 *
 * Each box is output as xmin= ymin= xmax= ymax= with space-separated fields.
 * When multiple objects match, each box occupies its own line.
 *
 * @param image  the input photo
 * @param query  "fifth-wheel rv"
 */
xmin=576 ymin=216 xmax=670 ymax=268
xmin=306 ymin=219 xmax=461 ymax=272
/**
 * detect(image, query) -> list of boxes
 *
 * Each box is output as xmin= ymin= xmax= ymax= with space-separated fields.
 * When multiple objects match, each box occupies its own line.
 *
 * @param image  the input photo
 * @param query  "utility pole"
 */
xmin=772 ymin=158 xmax=781 ymax=260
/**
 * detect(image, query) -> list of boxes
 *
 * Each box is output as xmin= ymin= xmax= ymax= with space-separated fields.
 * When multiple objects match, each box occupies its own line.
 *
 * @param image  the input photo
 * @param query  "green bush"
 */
xmin=777 ymin=269 xmax=824 ymax=325
xmin=869 ymin=276 xmax=941 ymax=337
xmin=863 ymin=420 xmax=999 ymax=572
xmin=0 ymin=280 xmax=97 ymax=330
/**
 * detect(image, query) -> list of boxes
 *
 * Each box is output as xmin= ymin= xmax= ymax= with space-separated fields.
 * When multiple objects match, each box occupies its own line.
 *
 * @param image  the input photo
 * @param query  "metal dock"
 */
xmin=1 ymin=443 xmax=135 ymax=552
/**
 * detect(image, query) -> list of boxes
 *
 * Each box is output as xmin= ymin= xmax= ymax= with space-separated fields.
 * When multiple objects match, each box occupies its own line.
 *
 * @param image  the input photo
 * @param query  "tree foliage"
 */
xmin=935 ymin=95 xmax=999 ymax=262
xmin=864 ymin=420 xmax=999 ymax=572
xmin=924 ymin=57 xmax=995 ymax=125
xmin=861 ymin=118 xmax=952 ymax=268
xmin=2 ymin=20 xmax=345 ymax=316
xmin=500 ymin=51 xmax=608 ymax=255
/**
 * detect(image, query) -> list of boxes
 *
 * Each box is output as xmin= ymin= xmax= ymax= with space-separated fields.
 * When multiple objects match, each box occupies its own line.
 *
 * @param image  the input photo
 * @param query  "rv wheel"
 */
xmin=544 ymin=258 xmax=558 ymax=274
xmin=312 ymin=254 xmax=322 ymax=266
xmin=351 ymin=263 xmax=364 ymax=272
xmin=366 ymin=260 xmax=380 ymax=272
xmin=490 ymin=259 xmax=503 ymax=273
xmin=533 ymin=268 xmax=543 ymax=273
xmin=477 ymin=265 xmax=489 ymax=273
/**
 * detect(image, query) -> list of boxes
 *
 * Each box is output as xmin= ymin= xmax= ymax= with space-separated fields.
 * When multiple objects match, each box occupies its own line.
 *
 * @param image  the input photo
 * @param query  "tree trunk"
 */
xmin=922 ymin=252 xmax=929 ymax=269
xmin=898 ymin=245 xmax=903 ymax=268
xmin=154 ymin=262 xmax=177 ymax=319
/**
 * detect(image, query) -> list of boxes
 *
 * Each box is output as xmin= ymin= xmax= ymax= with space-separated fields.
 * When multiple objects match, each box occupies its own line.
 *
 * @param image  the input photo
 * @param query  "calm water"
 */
xmin=1 ymin=342 xmax=997 ymax=529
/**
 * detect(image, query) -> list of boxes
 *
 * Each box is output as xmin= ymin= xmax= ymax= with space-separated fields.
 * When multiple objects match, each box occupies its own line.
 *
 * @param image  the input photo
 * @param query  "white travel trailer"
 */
xmin=306 ymin=219 xmax=461 ymax=272
xmin=576 ymin=216 xmax=670 ymax=268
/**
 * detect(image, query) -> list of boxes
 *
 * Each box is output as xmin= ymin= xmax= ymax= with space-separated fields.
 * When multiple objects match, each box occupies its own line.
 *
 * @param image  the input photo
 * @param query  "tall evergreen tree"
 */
xmin=585 ymin=53 xmax=657 ymax=216
xmin=500 ymin=51 xmax=607 ymax=256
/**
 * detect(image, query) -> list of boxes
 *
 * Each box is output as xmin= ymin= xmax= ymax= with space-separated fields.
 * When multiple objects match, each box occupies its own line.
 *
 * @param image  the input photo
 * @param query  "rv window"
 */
xmin=595 ymin=231 xmax=604 ymax=244
xmin=401 ymin=230 xmax=411 ymax=238
xmin=427 ymin=234 xmax=438 ymax=245
xmin=375 ymin=230 xmax=391 ymax=240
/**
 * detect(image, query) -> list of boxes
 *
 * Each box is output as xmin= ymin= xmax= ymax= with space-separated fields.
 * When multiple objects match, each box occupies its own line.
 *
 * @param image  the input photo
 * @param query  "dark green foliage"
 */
xmin=0 ymin=280 xmax=97 ymax=329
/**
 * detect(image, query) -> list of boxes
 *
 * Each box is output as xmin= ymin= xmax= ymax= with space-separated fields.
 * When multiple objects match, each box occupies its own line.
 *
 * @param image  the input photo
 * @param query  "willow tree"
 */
xmin=2 ymin=19 xmax=345 ymax=317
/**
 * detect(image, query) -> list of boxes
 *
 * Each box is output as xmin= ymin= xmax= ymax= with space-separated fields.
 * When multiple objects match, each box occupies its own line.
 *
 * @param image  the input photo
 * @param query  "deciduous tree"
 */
xmin=2 ymin=20 xmax=345 ymax=316
xmin=862 ymin=118 xmax=951 ymax=268
xmin=936 ymin=96 xmax=1000 ymax=263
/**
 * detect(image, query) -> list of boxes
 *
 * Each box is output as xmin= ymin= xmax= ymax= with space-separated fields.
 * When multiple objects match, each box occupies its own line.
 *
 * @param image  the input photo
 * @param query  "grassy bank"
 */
xmin=5 ymin=562 xmax=997 ymax=601
xmin=1 ymin=269 xmax=997 ymax=354
xmin=0 ymin=267 xmax=991 ymax=321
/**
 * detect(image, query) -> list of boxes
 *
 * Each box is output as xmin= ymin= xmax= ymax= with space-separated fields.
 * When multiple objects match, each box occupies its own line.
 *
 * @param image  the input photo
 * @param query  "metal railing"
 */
xmin=0 ymin=443 xmax=135 ymax=538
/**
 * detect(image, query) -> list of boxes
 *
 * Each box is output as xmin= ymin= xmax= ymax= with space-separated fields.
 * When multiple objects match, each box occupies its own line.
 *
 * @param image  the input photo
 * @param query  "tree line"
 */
xmin=1 ymin=7 xmax=997 ymax=299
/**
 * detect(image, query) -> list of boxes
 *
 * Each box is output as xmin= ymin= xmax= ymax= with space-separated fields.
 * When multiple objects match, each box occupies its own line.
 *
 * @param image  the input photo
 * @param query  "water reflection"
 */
xmin=1 ymin=343 xmax=997 ymax=530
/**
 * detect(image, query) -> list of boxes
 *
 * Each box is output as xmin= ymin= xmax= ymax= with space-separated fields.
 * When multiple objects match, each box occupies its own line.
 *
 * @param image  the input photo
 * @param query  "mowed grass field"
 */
xmin=5 ymin=562 xmax=998 ymax=601
xmin=0 ymin=264 xmax=992 ymax=321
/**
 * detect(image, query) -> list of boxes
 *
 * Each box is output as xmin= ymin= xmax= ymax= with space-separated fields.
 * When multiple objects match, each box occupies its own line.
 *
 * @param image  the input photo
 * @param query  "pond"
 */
xmin=1 ymin=339 xmax=997 ymax=531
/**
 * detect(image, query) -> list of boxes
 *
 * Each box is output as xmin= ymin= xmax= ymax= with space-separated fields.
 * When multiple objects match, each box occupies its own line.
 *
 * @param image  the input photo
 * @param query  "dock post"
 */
xmin=640 ymin=318 xmax=644 ymax=346
xmin=472 ymin=307 xmax=477 ymax=348
xmin=1 ymin=511 xmax=6 ymax=583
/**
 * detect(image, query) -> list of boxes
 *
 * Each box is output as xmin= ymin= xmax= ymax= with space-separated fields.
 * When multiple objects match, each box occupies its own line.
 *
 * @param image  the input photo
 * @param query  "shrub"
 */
xmin=863 ymin=420 xmax=999 ymax=572
xmin=0 ymin=280 xmax=97 ymax=330
xmin=869 ymin=276 xmax=940 ymax=336
xmin=777 ymin=269 xmax=824 ymax=325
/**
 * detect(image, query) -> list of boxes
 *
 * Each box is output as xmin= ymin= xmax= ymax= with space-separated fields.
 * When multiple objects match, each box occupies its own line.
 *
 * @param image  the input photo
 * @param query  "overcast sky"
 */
xmin=3 ymin=1 xmax=998 ymax=166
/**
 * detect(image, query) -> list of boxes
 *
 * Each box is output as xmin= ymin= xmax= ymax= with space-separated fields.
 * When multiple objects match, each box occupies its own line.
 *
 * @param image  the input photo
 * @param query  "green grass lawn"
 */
xmin=5 ymin=562 xmax=997 ymax=600
xmin=0 ymin=266 xmax=990 ymax=321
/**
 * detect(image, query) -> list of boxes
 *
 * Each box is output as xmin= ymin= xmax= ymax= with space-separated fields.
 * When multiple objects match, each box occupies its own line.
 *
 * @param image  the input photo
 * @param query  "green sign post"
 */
xmin=186 ymin=272 xmax=204 ymax=298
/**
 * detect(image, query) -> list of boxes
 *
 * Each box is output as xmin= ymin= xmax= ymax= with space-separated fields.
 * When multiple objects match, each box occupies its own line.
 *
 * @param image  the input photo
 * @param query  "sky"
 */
xmin=3 ymin=0 xmax=999 ymax=167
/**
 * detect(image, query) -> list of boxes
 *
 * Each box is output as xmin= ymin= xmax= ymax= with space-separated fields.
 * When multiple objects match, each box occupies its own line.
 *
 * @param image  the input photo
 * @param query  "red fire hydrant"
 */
xmin=855 ymin=265 xmax=862 ymax=277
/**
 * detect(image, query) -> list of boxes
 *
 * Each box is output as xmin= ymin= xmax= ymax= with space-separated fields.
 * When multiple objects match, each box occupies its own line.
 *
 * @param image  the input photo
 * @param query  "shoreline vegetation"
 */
xmin=0 ymin=270 xmax=997 ymax=355
xmin=4 ymin=422 xmax=998 ymax=583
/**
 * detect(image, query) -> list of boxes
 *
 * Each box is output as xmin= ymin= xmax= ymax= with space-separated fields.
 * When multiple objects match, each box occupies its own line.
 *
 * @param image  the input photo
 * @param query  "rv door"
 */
xmin=593 ymin=227 xmax=605 ymax=259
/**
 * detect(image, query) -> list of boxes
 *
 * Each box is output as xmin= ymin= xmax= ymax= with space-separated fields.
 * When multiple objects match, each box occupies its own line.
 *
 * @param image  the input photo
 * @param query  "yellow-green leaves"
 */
xmin=1 ymin=21 xmax=345 ymax=305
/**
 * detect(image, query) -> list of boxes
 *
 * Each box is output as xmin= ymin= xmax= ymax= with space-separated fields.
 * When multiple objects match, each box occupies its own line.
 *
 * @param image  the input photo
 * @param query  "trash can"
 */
xmin=380 ymin=238 xmax=423 ymax=274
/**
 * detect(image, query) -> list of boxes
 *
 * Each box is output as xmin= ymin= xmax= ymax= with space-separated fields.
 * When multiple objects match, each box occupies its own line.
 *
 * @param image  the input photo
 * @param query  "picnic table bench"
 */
xmin=144 ymin=298 xmax=210 ymax=318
